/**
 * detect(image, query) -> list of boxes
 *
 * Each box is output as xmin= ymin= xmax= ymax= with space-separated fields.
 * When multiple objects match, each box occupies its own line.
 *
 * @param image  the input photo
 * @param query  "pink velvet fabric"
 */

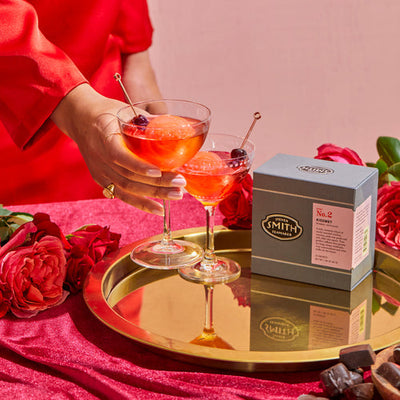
xmin=2 ymin=195 xmax=325 ymax=399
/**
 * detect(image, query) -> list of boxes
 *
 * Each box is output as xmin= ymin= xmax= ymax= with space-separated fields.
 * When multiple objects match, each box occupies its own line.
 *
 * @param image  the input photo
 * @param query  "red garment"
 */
xmin=0 ymin=0 xmax=153 ymax=206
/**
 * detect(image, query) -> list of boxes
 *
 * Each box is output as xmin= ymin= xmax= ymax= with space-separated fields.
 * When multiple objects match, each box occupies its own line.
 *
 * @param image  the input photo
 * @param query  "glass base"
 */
xmin=130 ymin=239 xmax=203 ymax=269
xmin=178 ymin=257 xmax=241 ymax=284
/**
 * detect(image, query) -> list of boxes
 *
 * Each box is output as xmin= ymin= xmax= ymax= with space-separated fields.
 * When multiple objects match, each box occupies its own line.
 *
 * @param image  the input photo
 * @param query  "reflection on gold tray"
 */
xmin=83 ymin=227 xmax=400 ymax=372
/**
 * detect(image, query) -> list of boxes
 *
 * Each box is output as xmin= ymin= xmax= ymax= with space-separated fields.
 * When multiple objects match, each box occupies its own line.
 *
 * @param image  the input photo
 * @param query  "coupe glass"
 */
xmin=116 ymin=99 xmax=211 ymax=269
xmin=178 ymin=133 xmax=254 ymax=284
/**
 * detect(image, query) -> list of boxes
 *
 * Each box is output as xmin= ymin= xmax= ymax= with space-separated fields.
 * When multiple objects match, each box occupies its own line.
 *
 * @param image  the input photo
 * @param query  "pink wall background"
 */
xmin=147 ymin=0 xmax=400 ymax=170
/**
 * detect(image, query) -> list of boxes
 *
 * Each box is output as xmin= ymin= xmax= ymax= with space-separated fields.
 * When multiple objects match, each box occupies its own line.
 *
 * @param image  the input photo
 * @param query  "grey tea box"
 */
xmin=251 ymin=154 xmax=378 ymax=290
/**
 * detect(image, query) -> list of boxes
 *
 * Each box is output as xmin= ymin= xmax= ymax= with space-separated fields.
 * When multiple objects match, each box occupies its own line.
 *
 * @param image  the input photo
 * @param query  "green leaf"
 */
xmin=0 ymin=206 xmax=12 ymax=216
xmin=375 ymin=158 xmax=388 ymax=175
xmin=0 ymin=226 xmax=12 ymax=244
xmin=377 ymin=136 xmax=400 ymax=166
xmin=379 ymin=171 xmax=399 ymax=187
xmin=7 ymin=213 xmax=33 ymax=225
xmin=387 ymin=161 xmax=400 ymax=180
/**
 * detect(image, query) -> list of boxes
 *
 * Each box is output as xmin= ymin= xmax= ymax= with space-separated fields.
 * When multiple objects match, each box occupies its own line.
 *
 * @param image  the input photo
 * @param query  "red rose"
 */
xmin=6 ymin=213 xmax=71 ymax=251
xmin=64 ymin=245 xmax=95 ymax=293
xmin=218 ymin=174 xmax=253 ymax=230
xmin=29 ymin=213 xmax=71 ymax=249
xmin=65 ymin=225 xmax=120 ymax=292
xmin=315 ymin=144 xmax=365 ymax=166
xmin=376 ymin=182 xmax=400 ymax=250
xmin=0 ymin=284 xmax=10 ymax=317
xmin=0 ymin=235 xmax=68 ymax=318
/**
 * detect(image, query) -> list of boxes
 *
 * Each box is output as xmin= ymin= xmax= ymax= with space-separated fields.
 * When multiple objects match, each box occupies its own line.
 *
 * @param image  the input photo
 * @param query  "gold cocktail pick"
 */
xmin=114 ymin=72 xmax=138 ymax=117
xmin=241 ymin=112 xmax=261 ymax=148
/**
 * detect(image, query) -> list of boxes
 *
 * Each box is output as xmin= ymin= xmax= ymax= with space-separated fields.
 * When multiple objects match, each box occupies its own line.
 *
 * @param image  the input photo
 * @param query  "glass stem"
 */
xmin=161 ymin=200 xmax=173 ymax=246
xmin=203 ymin=285 xmax=215 ymax=334
xmin=202 ymin=205 xmax=217 ymax=270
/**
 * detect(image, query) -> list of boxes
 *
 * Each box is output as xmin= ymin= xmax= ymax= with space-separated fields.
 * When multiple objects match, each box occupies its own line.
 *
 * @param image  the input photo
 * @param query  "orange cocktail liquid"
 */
xmin=179 ymin=151 xmax=249 ymax=206
xmin=121 ymin=116 xmax=206 ymax=171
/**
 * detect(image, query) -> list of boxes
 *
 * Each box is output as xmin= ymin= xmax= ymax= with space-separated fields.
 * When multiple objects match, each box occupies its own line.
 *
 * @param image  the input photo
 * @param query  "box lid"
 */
xmin=254 ymin=154 xmax=378 ymax=204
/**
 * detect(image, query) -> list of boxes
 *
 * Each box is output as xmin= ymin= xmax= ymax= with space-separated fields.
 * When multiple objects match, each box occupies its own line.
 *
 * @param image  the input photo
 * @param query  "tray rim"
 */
xmin=83 ymin=226 xmax=400 ymax=372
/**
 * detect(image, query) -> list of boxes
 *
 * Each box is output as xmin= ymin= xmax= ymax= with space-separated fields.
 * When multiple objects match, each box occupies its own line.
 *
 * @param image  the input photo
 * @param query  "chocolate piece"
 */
xmin=376 ymin=361 xmax=400 ymax=390
xmin=393 ymin=344 xmax=400 ymax=364
xmin=297 ymin=395 xmax=329 ymax=400
xmin=320 ymin=363 xmax=363 ymax=397
xmin=339 ymin=344 xmax=376 ymax=370
xmin=343 ymin=383 xmax=374 ymax=400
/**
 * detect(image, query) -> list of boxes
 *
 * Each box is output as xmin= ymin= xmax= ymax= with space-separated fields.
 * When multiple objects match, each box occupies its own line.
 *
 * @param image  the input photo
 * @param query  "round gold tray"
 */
xmin=83 ymin=227 xmax=400 ymax=372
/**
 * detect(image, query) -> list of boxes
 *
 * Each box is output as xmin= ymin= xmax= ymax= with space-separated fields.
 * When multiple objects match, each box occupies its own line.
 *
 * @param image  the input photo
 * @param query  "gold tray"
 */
xmin=83 ymin=227 xmax=400 ymax=372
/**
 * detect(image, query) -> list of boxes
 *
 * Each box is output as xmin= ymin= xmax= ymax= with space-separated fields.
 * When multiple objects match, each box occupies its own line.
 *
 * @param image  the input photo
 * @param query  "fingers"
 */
xmin=111 ymin=163 xmax=186 ymax=188
xmin=103 ymin=130 xmax=163 ymax=178
xmin=99 ymin=164 xmax=186 ymax=215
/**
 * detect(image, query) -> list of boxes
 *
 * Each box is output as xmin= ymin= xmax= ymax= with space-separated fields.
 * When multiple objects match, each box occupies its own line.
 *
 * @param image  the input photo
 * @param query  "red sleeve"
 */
xmin=0 ymin=1 xmax=87 ymax=149
xmin=113 ymin=0 xmax=154 ymax=54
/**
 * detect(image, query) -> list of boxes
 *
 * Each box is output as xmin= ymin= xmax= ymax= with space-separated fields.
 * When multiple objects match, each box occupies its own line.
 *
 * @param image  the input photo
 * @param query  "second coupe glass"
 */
xmin=178 ymin=133 xmax=255 ymax=284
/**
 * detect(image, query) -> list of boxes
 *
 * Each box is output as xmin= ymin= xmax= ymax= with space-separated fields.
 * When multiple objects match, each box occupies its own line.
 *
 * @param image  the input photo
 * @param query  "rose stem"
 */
xmin=113 ymin=73 xmax=138 ymax=117
xmin=240 ymin=112 xmax=261 ymax=148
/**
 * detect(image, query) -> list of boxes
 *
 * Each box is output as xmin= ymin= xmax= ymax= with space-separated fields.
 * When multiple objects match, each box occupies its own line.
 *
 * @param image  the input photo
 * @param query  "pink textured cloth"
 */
xmin=2 ymin=195 xmax=324 ymax=399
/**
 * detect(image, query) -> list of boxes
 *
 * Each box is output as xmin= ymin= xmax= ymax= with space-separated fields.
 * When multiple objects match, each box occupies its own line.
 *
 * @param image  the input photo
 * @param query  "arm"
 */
xmin=122 ymin=50 xmax=163 ymax=113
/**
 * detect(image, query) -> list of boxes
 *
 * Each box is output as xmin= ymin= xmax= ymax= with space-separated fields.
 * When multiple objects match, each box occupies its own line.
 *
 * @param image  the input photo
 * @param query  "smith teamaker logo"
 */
xmin=297 ymin=165 xmax=334 ymax=174
xmin=259 ymin=317 xmax=299 ymax=342
xmin=261 ymin=214 xmax=303 ymax=240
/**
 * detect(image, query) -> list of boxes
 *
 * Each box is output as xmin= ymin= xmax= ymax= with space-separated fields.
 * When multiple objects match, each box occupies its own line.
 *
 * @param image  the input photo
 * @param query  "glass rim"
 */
xmin=178 ymin=133 xmax=255 ymax=173
xmin=116 ymin=99 xmax=212 ymax=128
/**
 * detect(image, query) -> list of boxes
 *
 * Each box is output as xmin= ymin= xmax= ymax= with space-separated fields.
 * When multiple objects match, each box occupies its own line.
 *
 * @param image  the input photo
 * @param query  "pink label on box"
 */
xmin=311 ymin=203 xmax=353 ymax=270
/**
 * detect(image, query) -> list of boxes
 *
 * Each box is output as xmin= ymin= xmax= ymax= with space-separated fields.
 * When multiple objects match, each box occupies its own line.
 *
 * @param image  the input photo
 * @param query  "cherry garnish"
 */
xmin=230 ymin=148 xmax=247 ymax=159
xmin=132 ymin=114 xmax=149 ymax=127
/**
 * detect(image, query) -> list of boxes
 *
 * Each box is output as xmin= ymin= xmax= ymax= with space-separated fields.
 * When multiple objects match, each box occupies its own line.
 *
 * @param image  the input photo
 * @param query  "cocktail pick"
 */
xmin=241 ymin=112 xmax=261 ymax=148
xmin=114 ymin=73 xmax=148 ymax=126
xmin=231 ymin=112 xmax=261 ymax=158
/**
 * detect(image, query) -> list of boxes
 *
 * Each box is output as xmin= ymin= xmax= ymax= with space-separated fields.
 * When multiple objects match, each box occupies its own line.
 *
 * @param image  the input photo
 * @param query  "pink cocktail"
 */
xmin=117 ymin=100 xmax=211 ymax=270
xmin=178 ymin=133 xmax=254 ymax=284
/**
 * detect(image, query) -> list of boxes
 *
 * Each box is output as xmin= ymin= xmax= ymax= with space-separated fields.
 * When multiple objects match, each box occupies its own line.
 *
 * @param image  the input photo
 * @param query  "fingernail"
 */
xmin=146 ymin=169 xmax=162 ymax=177
xmin=167 ymin=189 xmax=183 ymax=200
xmin=151 ymin=206 xmax=164 ymax=216
xmin=171 ymin=175 xmax=186 ymax=186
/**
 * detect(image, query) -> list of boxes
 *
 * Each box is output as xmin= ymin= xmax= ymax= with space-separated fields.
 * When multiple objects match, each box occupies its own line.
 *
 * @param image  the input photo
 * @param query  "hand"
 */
xmin=50 ymin=83 xmax=186 ymax=215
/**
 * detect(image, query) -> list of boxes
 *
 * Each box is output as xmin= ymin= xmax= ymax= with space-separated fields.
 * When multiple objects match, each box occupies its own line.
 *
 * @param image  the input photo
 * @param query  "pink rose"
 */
xmin=0 ymin=235 xmax=68 ymax=318
xmin=315 ymin=144 xmax=365 ymax=166
xmin=218 ymin=174 xmax=253 ymax=230
xmin=65 ymin=225 xmax=120 ymax=292
xmin=376 ymin=182 xmax=400 ymax=250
